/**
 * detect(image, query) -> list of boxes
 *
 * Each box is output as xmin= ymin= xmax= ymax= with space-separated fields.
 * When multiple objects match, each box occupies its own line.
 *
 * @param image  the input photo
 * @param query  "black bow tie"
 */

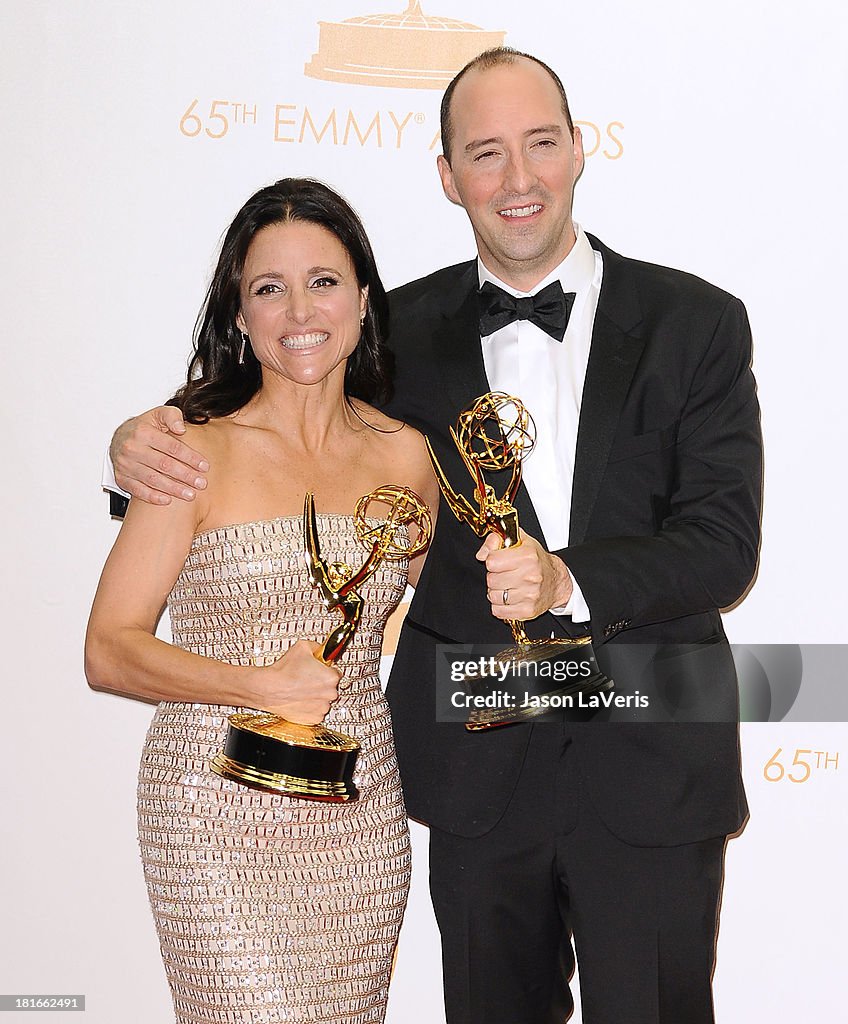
xmin=478 ymin=280 xmax=575 ymax=342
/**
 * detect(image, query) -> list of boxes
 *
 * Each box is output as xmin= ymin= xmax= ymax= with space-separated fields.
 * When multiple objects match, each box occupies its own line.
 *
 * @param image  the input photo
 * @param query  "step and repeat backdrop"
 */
xmin=2 ymin=2 xmax=846 ymax=1020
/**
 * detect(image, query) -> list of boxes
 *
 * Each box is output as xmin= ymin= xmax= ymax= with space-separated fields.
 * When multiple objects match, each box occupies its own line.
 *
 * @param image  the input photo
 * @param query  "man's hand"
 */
xmin=110 ymin=406 xmax=209 ymax=505
xmin=476 ymin=529 xmax=573 ymax=621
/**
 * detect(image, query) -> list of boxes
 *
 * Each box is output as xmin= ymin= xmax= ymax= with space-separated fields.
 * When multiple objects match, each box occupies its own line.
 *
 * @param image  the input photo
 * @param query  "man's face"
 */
xmin=437 ymin=58 xmax=584 ymax=292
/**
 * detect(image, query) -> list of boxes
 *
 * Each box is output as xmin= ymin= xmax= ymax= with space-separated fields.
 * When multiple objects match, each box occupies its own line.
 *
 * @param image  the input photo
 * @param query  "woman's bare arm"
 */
xmin=85 ymin=489 xmax=339 ymax=723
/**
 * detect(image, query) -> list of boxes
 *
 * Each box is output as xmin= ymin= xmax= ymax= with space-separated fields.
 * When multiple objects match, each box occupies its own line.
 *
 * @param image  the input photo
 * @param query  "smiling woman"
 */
xmin=85 ymin=178 xmax=438 ymax=1024
xmin=171 ymin=179 xmax=393 ymax=424
xmin=235 ymin=220 xmax=368 ymax=390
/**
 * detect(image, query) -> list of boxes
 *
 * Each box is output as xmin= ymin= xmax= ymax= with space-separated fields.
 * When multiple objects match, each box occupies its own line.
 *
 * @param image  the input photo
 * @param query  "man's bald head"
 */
xmin=440 ymin=47 xmax=575 ymax=164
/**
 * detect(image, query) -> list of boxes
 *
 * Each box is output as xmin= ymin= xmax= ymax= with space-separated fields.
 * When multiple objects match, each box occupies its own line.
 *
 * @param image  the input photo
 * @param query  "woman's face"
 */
xmin=236 ymin=220 xmax=367 ymax=391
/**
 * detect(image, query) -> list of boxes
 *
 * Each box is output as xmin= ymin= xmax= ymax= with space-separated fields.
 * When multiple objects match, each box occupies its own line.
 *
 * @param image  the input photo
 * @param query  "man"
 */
xmin=110 ymin=49 xmax=762 ymax=1024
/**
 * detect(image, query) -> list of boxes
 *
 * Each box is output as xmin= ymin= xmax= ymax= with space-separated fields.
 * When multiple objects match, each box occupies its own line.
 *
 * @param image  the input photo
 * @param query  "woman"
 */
xmin=85 ymin=179 xmax=438 ymax=1023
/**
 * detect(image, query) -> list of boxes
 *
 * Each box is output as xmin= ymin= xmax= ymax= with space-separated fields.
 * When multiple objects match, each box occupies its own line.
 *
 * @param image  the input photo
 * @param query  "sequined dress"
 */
xmin=137 ymin=515 xmax=411 ymax=1024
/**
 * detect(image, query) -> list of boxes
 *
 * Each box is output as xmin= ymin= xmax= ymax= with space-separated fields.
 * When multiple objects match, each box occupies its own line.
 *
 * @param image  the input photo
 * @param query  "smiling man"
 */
xmin=109 ymin=48 xmax=762 ymax=1024
xmin=437 ymin=57 xmax=584 ymax=293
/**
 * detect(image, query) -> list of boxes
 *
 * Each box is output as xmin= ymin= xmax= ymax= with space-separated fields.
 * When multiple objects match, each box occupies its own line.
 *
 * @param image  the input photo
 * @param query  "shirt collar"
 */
xmin=476 ymin=223 xmax=596 ymax=298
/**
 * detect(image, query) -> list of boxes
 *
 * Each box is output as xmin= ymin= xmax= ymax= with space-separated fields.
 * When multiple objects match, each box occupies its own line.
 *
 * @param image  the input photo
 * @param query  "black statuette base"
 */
xmin=210 ymin=719 xmax=359 ymax=801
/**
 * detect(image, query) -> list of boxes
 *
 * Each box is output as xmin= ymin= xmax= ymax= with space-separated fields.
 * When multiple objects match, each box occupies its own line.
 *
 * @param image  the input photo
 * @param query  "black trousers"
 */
xmin=428 ymin=721 xmax=727 ymax=1024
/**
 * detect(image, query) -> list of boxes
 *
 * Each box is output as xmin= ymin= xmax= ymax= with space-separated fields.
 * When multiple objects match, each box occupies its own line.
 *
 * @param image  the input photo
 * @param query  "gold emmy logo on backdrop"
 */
xmin=211 ymin=487 xmax=431 ymax=801
xmin=305 ymin=1 xmax=505 ymax=89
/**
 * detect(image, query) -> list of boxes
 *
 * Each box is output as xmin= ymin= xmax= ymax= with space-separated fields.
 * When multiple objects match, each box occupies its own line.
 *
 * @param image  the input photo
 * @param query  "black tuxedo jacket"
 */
xmin=382 ymin=234 xmax=762 ymax=846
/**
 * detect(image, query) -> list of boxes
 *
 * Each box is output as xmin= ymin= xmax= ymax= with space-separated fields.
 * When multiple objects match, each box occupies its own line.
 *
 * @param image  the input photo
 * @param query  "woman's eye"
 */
xmin=312 ymin=276 xmax=339 ymax=288
xmin=255 ymin=283 xmax=282 ymax=295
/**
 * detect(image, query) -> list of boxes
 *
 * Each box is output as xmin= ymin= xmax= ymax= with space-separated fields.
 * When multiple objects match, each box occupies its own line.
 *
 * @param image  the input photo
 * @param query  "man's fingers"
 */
xmin=485 ymin=555 xmax=541 ymax=586
xmin=121 ymin=481 xmax=174 ymax=506
xmin=149 ymin=445 xmax=208 ymax=486
xmin=115 ymin=444 xmax=202 ymax=500
xmin=144 ymin=428 xmax=210 ymax=474
xmin=118 ymin=467 xmax=196 ymax=502
xmin=116 ymin=439 xmax=204 ymax=487
xmin=478 ymin=534 xmax=550 ymax=619
xmin=487 ymin=586 xmax=518 ymax=607
xmin=152 ymin=405 xmax=188 ymax=435
xmin=487 ymin=587 xmax=531 ymax=620
xmin=486 ymin=586 xmax=541 ymax=621
xmin=110 ymin=406 xmax=208 ymax=504
xmin=115 ymin=424 xmax=209 ymax=487
xmin=475 ymin=533 xmax=502 ymax=560
xmin=139 ymin=463 xmax=198 ymax=499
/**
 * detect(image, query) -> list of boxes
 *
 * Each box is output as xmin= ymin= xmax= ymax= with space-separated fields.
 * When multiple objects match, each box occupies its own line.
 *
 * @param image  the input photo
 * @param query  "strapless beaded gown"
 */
xmin=137 ymin=515 xmax=411 ymax=1024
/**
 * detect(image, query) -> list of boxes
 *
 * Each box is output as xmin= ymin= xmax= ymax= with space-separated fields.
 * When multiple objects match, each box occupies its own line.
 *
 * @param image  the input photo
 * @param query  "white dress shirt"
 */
xmin=102 ymin=449 xmax=126 ymax=496
xmin=478 ymin=224 xmax=603 ymax=623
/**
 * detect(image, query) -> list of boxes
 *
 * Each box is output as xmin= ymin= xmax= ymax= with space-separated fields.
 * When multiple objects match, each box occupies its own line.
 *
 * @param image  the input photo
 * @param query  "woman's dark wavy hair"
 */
xmin=169 ymin=178 xmax=392 ymax=423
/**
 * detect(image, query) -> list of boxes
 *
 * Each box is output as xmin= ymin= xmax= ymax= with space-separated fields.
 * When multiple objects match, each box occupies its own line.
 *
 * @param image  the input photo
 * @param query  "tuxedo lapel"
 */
xmin=570 ymin=237 xmax=646 ymax=545
xmin=430 ymin=263 xmax=490 ymax=407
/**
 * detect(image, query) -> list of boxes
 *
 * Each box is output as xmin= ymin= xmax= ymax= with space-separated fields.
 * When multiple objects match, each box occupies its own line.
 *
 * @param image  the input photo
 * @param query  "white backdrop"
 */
xmin=2 ymin=1 xmax=846 ymax=1020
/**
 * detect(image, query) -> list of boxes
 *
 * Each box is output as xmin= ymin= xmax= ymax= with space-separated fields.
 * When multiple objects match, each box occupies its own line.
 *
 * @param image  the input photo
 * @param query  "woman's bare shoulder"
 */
xmin=355 ymin=404 xmax=438 ymax=510
xmin=179 ymin=418 xmax=243 ymax=523
xmin=182 ymin=416 xmax=245 ymax=464
xmin=350 ymin=400 xmax=404 ymax=434
xmin=353 ymin=403 xmax=425 ymax=457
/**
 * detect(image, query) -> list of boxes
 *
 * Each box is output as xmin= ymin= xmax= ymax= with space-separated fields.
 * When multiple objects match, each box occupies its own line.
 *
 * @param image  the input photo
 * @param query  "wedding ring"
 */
xmin=503 ymin=589 xmax=510 ymax=606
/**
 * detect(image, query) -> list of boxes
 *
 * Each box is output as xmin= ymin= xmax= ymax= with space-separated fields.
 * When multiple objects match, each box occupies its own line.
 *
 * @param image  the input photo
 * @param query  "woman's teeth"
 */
xmin=281 ymin=332 xmax=329 ymax=350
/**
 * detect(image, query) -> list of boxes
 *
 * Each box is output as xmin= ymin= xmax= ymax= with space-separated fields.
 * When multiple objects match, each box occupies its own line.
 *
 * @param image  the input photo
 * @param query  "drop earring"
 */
xmin=238 ymin=332 xmax=249 ymax=364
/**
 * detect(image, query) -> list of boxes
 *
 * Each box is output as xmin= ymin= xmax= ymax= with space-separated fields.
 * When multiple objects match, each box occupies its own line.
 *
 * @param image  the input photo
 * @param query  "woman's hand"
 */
xmin=251 ymin=640 xmax=343 ymax=724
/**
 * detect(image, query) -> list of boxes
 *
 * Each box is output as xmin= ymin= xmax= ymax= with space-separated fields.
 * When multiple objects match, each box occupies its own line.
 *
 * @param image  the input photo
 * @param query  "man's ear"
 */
xmin=437 ymin=154 xmax=463 ymax=207
xmin=572 ymin=124 xmax=585 ymax=184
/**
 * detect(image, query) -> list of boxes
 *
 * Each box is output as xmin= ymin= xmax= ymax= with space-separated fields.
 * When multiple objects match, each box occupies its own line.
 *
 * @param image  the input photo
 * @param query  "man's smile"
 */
xmin=497 ymin=204 xmax=543 ymax=219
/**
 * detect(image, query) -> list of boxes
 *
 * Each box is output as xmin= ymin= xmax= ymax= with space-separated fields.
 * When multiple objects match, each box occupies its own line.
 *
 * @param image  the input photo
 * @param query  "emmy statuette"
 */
xmin=426 ymin=392 xmax=613 ymax=729
xmin=211 ymin=486 xmax=431 ymax=799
